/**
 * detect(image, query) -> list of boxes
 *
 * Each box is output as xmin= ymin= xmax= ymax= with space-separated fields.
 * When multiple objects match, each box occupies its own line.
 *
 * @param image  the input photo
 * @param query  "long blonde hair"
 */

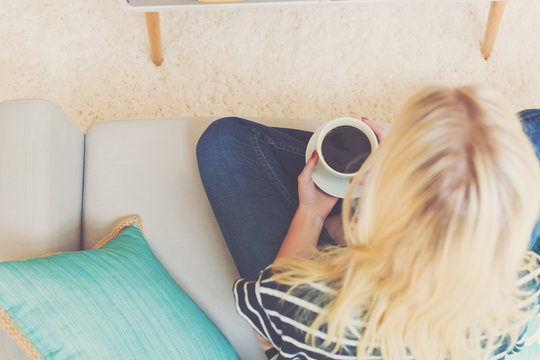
xmin=272 ymin=85 xmax=540 ymax=360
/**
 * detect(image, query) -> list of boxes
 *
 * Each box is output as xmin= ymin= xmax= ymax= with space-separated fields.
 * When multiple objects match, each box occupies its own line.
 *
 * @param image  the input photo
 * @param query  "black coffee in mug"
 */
xmin=321 ymin=125 xmax=371 ymax=174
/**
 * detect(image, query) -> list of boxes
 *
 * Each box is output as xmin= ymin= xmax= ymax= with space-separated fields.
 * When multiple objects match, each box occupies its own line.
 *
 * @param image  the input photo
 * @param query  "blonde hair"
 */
xmin=272 ymin=85 xmax=540 ymax=360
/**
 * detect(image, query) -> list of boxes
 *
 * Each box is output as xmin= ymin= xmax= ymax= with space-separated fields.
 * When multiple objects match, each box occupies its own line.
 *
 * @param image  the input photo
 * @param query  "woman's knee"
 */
xmin=196 ymin=117 xmax=250 ymax=160
xmin=518 ymin=109 xmax=540 ymax=123
xmin=196 ymin=117 xmax=261 ymax=180
xmin=518 ymin=109 xmax=540 ymax=162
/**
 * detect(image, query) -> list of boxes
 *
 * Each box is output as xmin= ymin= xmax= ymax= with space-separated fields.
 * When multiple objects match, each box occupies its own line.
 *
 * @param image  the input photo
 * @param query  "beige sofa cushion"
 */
xmin=82 ymin=117 xmax=322 ymax=359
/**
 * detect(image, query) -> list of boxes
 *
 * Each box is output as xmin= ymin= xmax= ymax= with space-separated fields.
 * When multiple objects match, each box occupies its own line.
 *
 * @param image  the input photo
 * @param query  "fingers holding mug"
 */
xmin=305 ymin=117 xmax=378 ymax=199
xmin=361 ymin=117 xmax=388 ymax=143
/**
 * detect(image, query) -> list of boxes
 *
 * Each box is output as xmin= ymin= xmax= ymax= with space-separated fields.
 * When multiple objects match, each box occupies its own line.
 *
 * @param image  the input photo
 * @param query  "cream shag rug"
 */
xmin=0 ymin=0 xmax=539 ymax=131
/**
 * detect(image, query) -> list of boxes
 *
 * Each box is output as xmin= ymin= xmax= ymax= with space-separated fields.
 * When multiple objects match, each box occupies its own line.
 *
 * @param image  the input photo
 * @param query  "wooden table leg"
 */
xmin=145 ymin=12 xmax=163 ymax=66
xmin=481 ymin=1 xmax=506 ymax=59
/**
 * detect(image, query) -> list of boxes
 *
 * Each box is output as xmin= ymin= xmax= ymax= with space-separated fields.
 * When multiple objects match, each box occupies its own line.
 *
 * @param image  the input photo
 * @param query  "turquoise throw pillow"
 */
xmin=0 ymin=220 xmax=238 ymax=360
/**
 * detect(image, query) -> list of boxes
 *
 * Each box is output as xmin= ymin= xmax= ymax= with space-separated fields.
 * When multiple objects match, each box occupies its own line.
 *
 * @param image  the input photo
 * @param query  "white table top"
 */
xmin=121 ymin=0 xmax=499 ymax=12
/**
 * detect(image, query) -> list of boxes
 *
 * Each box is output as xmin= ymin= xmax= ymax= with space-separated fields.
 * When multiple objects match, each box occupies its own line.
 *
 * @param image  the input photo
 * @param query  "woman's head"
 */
xmin=340 ymin=84 xmax=540 ymax=357
xmin=346 ymin=84 xmax=539 ymax=289
xmin=274 ymin=85 xmax=540 ymax=359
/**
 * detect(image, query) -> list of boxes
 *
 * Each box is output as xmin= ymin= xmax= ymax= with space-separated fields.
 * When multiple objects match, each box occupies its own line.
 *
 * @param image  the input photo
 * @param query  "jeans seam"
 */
xmin=250 ymin=130 xmax=304 ymax=207
xmin=263 ymin=135 xmax=306 ymax=157
xmin=250 ymin=129 xmax=337 ymax=246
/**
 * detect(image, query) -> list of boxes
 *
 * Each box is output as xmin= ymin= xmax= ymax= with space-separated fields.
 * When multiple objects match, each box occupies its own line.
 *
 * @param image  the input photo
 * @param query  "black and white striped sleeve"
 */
xmin=233 ymin=267 xmax=283 ymax=351
xmin=518 ymin=252 xmax=540 ymax=312
xmin=491 ymin=252 xmax=540 ymax=359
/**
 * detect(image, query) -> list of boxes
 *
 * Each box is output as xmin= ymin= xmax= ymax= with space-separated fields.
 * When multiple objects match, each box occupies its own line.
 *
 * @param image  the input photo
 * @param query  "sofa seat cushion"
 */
xmin=82 ymin=117 xmax=322 ymax=359
xmin=0 ymin=216 xmax=237 ymax=360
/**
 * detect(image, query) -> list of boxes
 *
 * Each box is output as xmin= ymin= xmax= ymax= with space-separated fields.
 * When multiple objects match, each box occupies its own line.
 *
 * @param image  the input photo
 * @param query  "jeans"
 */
xmin=197 ymin=112 xmax=540 ymax=279
xmin=519 ymin=110 xmax=540 ymax=252
xmin=196 ymin=117 xmax=337 ymax=280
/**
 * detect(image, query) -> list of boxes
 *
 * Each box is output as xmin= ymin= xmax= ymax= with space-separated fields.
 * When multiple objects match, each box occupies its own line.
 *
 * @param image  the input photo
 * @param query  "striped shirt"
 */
xmin=233 ymin=252 xmax=540 ymax=360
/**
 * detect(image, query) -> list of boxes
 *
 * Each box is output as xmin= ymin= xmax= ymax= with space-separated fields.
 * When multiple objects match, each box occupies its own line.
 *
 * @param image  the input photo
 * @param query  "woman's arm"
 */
xmin=251 ymin=151 xmax=338 ymax=353
xmin=252 ymin=120 xmax=385 ymax=353
xmin=275 ymin=151 xmax=338 ymax=260
xmin=274 ymin=204 xmax=326 ymax=260
xmin=276 ymin=118 xmax=386 ymax=259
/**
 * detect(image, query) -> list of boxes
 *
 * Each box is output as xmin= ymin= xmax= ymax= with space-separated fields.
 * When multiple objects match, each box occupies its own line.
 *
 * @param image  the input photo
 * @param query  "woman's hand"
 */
xmin=252 ymin=329 xmax=273 ymax=351
xmin=361 ymin=117 xmax=388 ymax=143
xmin=297 ymin=151 xmax=339 ymax=223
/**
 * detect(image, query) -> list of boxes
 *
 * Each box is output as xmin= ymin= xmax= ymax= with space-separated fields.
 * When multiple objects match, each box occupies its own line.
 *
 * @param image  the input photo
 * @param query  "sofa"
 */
xmin=0 ymin=99 xmax=326 ymax=359
xmin=2 ymin=99 xmax=539 ymax=360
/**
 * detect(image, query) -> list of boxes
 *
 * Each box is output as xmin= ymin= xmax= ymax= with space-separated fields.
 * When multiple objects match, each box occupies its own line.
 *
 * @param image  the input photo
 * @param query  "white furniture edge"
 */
xmin=119 ymin=0 xmax=497 ymax=12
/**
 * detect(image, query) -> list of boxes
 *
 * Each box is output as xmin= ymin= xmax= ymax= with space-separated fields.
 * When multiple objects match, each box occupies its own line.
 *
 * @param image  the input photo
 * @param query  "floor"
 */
xmin=0 ymin=0 xmax=539 ymax=131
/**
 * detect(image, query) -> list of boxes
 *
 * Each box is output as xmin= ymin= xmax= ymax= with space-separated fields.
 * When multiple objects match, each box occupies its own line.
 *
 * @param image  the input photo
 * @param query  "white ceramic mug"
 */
xmin=312 ymin=117 xmax=378 ymax=179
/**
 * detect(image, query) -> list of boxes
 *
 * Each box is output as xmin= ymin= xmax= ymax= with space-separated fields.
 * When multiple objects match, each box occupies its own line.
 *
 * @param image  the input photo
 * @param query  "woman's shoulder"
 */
xmin=517 ymin=251 xmax=540 ymax=295
xmin=256 ymin=267 xmax=335 ymax=319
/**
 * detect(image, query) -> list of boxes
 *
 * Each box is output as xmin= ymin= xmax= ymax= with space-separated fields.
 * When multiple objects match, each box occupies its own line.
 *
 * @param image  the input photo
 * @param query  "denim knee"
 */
xmin=518 ymin=109 xmax=540 ymax=122
xmin=196 ymin=117 xmax=250 ymax=163
xmin=518 ymin=109 xmax=540 ymax=163
xmin=518 ymin=110 xmax=540 ymax=250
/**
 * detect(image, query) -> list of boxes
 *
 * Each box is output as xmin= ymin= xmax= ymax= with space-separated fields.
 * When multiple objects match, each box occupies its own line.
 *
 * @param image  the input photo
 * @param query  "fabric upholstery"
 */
xmin=0 ymin=218 xmax=238 ymax=359
xmin=82 ymin=117 xmax=322 ymax=359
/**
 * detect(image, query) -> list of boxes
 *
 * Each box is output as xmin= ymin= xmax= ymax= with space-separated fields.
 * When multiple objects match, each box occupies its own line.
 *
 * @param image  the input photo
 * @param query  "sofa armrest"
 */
xmin=0 ymin=100 xmax=84 ymax=260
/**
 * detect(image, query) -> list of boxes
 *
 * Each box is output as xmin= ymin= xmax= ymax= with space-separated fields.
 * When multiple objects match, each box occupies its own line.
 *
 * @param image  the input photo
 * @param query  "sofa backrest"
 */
xmin=82 ymin=117 xmax=322 ymax=359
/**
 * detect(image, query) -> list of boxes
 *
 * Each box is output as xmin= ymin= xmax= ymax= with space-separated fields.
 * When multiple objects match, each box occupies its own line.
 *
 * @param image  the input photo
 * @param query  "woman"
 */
xmin=196 ymin=85 xmax=540 ymax=360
